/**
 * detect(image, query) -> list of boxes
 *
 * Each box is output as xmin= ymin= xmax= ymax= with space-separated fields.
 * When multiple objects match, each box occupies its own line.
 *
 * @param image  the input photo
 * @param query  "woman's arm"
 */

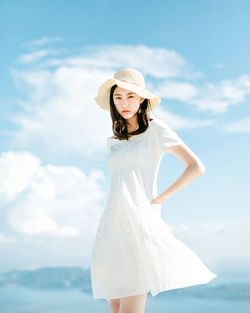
xmin=151 ymin=143 xmax=205 ymax=205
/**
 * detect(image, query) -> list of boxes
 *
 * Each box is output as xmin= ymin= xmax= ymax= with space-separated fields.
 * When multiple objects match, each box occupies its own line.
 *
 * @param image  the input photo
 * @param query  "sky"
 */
xmin=0 ymin=0 xmax=249 ymax=274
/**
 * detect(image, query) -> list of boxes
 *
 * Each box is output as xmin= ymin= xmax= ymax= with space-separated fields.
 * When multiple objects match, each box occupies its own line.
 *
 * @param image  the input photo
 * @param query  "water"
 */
xmin=0 ymin=285 xmax=249 ymax=313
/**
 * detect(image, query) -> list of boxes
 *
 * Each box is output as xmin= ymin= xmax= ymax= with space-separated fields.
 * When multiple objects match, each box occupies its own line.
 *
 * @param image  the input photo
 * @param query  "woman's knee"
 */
xmin=108 ymin=298 xmax=120 ymax=313
xmin=119 ymin=293 xmax=147 ymax=313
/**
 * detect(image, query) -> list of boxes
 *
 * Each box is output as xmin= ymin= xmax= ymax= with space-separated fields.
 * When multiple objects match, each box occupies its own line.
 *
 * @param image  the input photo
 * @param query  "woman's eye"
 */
xmin=115 ymin=96 xmax=134 ymax=99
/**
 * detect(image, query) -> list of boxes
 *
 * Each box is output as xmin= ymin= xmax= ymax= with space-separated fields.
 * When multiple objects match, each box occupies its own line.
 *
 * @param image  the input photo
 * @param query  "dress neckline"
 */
xmin=108 ymin=119 xmax=154 ymax=142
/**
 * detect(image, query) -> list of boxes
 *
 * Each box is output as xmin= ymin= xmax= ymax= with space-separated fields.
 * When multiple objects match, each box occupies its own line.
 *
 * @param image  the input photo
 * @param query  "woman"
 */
xmin=91 ymin=68 xmax=217 ymax=313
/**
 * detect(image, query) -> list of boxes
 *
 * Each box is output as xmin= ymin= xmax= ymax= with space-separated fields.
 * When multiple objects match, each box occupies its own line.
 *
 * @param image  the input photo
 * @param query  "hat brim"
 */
xmin=95 ymin=78 xmax=161 ymax=112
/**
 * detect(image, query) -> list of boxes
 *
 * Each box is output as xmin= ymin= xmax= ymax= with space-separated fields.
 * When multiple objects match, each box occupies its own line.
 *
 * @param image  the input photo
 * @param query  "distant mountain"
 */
xmin=158 ymin=282 xmax=250 ymax=301
xmin=0 ymin=266 xmax=250 ymax=301
xmin=0 ymin=266 xmax=91 ymax=293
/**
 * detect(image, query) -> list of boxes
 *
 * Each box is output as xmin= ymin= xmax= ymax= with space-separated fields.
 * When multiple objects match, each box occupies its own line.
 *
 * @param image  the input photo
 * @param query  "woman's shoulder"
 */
xmin=150 ymin=117 xmax=173 ymax=132
xmin=150 ymin=117 xmax=185 ymax=149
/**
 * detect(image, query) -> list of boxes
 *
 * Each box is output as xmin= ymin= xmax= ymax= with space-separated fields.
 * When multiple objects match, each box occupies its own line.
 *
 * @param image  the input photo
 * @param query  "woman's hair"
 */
xmin=109 ymin=84 xmax=153 ymax=140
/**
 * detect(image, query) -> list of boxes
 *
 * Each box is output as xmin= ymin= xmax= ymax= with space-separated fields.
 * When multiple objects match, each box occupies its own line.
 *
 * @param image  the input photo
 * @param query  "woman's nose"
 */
xmin=121 ymin=102 xmax=129 ymax=108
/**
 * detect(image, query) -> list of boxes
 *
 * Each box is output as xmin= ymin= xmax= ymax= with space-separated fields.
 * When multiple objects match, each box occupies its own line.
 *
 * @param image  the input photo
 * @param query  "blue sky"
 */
xmin=0 ymin=0 xmax=249 ymax=274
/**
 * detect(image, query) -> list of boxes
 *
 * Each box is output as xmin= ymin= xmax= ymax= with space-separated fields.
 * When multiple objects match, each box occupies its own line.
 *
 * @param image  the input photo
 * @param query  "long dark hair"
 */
xmin=109 ymin=84 xmax=153 ymax=140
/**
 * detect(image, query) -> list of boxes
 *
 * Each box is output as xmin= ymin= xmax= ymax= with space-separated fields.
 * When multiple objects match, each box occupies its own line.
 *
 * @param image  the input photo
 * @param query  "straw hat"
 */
xmin=95 ymin=68 xmax=161 ymax=111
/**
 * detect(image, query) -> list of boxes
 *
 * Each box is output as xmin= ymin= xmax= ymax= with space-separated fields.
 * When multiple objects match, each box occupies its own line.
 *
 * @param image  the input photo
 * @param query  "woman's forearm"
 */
xmin=153 ymin=164 xmax=205 ymax=204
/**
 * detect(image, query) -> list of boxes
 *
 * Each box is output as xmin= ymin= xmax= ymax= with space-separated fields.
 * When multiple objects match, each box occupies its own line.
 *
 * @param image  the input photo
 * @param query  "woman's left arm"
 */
xmin=151 ymin=144 xmax=205 ymax=205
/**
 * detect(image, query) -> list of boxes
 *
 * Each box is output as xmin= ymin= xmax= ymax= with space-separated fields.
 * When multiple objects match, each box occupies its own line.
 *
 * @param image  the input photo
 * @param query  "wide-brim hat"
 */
xmin=95 ymin=68 xmax=161 ymax=112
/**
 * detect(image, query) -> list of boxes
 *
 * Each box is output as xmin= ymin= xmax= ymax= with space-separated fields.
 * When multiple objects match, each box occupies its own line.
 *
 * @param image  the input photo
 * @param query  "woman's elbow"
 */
xmin=189 ymin=159 xmax=206 ymax=175
xmin=196 ymin=160 xmax=206 ymax=174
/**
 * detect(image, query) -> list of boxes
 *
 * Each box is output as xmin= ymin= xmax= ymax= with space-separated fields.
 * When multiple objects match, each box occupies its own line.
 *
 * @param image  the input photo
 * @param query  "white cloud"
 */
xmin=78 ymin=44 xmax=202 ymax=79
xmin=33 ymin=44 xmax=201 ymax=79
xmin=169 ymin=218 xmax=250 ymax=267
xmin=18 ymin=50 xmax=50 ymax=64
xmin=192 ymin=75 xmax=250 ymax=113
xmin=0 ymin=151 xmax=106 ymax=237
xmin=9 ymin=66 xmax=112 ymax=158
xmin=14 ymin=214 xmax=81 ymax=236
xmin=154 ymin=80 xmax=198 ymax=101
xmin=153 ymin=106 xmax=215 ymax=130
xmin=154 ymin=75 xmax=250 ymax=114
xmin=223 ymin=117 xmax=250 ymax=133
xmin=27 ymin=36 xmax=64 ymax=48
xmin=0 ymin=151 xmax=40 ymax=201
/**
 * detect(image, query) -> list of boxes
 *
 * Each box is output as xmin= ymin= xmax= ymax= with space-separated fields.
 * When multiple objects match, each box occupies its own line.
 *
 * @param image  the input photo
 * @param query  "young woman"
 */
xmin=90 ymin=68 xmax=217 ymax=313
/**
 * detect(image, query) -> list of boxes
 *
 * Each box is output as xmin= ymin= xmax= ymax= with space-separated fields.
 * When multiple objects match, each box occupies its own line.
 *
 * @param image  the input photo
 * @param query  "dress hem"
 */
xmin=92 ymin=272 xmax=218 ymax=301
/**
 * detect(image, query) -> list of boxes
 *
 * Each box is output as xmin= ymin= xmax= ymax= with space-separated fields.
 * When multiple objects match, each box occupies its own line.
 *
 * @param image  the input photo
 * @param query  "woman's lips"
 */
xmin=122 ymin=110 xmax=130 ymax=113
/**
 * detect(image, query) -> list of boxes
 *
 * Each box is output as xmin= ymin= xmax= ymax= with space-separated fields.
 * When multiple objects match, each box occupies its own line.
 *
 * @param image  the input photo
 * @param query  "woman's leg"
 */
xmin=119 ymin=293 xmax=148 ymax=313
xmin=108 ymin=298 xmax=120 ymax=313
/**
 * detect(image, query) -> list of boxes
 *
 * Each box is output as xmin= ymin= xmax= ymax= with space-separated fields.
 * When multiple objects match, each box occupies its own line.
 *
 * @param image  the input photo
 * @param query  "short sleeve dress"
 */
xmin=90 ymin=117 xmax=217 ymax=301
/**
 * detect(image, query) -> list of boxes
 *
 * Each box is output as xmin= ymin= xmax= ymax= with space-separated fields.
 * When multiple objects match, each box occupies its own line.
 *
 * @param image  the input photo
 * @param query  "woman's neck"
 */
xmin=126 ymin=116 xmax=139 ymax=133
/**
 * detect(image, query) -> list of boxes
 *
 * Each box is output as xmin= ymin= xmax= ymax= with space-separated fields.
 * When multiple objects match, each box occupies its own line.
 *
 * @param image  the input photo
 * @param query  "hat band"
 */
xmin=118 ymin=79 xmax=144 ymax=88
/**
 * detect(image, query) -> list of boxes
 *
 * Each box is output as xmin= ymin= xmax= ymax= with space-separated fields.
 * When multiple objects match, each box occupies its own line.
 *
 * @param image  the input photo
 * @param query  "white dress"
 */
xmin=90 ymin=117 xmax=217 ymax=301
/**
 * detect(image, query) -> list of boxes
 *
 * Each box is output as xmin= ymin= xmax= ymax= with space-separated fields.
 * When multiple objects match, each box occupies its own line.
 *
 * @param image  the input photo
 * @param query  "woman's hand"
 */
xmin=151 ymin=195 xmax=164 ymax=205
xmin=151 ymin=197 xmax=163 ymax=210
xmin=151 ymin=198 xmax=162 ymax=205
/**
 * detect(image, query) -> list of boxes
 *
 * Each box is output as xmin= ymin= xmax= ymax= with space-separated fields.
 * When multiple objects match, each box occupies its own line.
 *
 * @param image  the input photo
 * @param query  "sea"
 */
xmin=0 ymin=282 xmax=249 ymax=313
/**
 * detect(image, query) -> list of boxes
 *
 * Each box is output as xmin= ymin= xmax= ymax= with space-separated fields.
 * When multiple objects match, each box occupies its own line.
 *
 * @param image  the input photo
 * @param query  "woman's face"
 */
xmin=113 ymin=86 xmax=144 ymax=120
